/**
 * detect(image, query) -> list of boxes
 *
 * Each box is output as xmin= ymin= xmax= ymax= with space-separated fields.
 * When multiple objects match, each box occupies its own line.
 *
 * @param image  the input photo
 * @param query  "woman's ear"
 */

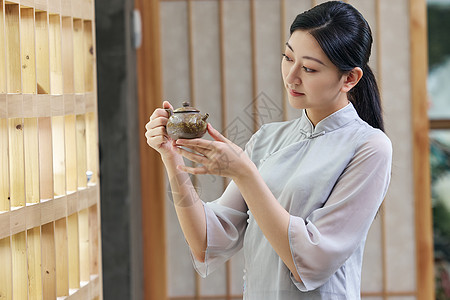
xmin=341 ymin=67 xmax=363 ymax=93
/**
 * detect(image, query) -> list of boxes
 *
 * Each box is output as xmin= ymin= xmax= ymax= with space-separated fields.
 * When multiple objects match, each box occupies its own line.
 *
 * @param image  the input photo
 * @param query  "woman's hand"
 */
xmin=175 ymin=123 xmax=254 ymax=180
xmin=145 ymin=101 xmax=179 ymax=159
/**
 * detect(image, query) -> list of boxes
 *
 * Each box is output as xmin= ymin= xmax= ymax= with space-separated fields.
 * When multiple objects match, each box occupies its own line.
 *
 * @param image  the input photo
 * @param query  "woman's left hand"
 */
xmin=175 ymin=123 xmax=253 ymax=180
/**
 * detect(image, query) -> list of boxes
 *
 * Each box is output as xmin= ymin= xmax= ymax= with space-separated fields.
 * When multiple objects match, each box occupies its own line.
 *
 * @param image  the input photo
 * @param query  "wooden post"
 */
xmin=135 ymin=0 xmax=167 ymax=299
xmin=410 ymin=0 xmax=434 ymax=299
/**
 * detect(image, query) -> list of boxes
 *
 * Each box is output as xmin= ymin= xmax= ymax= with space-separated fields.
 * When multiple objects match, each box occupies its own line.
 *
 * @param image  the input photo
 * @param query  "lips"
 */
xmin=289 ymin=89 xmax=304 ymax=97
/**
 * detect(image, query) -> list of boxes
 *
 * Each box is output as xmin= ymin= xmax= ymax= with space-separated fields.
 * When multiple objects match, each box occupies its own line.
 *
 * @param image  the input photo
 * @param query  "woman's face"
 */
xmin=281 ymin=30 xmax=349 ymax=115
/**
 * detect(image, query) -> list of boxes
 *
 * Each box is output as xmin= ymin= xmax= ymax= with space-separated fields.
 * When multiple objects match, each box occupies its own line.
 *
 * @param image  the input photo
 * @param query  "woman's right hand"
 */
xmin=145 ymin=101 xmax=179 ymax=159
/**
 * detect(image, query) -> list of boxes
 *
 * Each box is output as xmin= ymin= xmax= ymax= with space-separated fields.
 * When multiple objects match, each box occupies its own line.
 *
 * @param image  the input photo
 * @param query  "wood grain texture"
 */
xmin=0 ymin=118 xmax=9 ymax=211
xmin=135 ymin=0 xmax=167 ymax=299
xmin=410 ymin=0 xmax=435 ymax=299
xmin=0 ymin=0 xmax=6 ymax=94
xmin=20 ymin=8 xmax=36 ymax=94
xmin=5 ymin=3 xmax=21 ymax=94
xmin=0 ymin=237 xmax=12 ymax=300
xmin=24 ymin=118 xmax=40 ymax=204
xmin=68 ymin=213 xmax=80 ymax=289
xmin=27 ymin=227 xmax=43 ymax=300
xmin=41 ymin=222 xmax=56 ymax=300
xmin=49 ymin=15 xmax=63 ymax=95
xmin=8 ymin=118 xmax=25 ymax=207
xmin=35 ymin=12 xmax=50 ymax=95
xmin=55 ymin=218 xmax=69 ymax=297
xmin=11 ymin=232 xmax=26 ymax=300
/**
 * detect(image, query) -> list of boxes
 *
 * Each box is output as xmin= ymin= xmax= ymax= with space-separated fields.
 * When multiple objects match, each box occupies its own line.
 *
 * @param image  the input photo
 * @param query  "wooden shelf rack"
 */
xmin=0 ymin=0 xmax=102 ymax=299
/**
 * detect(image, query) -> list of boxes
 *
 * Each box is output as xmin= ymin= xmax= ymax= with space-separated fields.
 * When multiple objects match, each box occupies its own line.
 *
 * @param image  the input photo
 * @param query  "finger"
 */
xmin=147 ymin=126 xmax=169 ymax=139
xmin=177 ymin=164 xmax=208 ymax=175
xmin=150 ymin=108 xmax=170 ymax=121
xmin=146 ymin=117 xmax=167 ymax=131
xmin=176 ymin=146 xmax=207 ymax=165
xmin=176 ymin=138 xmax=214 ymax=150
xmin=207 ymin=123 xmax=231 ymax=143
xmin=162 ymin=101 xmax=173 ymax=110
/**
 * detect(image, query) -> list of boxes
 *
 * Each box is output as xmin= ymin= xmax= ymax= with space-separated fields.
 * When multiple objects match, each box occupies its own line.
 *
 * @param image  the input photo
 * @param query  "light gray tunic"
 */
xmin=191 ymin=103 xmax=392 ymax=299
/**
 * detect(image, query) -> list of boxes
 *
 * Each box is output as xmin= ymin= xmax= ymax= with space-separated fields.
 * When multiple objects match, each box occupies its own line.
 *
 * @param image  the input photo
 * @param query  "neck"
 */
xmin=305 ymin=98 xmax=350 ymax=127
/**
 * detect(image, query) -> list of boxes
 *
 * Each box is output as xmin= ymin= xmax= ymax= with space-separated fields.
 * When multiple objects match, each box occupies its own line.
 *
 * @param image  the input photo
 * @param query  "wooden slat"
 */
xmin=8 ymin=117 xmax=25 ymax=207
xmin=20 ymin=7 xmax=37 ymax=94
xmin=83 ymin=20 xmax=94 ymax=92
xmin=76 ymin=114 xmax=87 ymax=189
xmin=38 ymin=117 xmax=54 ymax=201
xmin=52 ymin=116 xmax=66 ymax=197
xmin=55 ymin=217 xmax=69 ymax=297
xmin=410 ymin=0 xmax=434 ymax=299
xmin=11 ymin=232 xmax=27 ymax=300
xmin=27 ymin=227 xmax=43 ymax=300
xmin=5 ymin=3 xmax=21 ymax=94
xmin=62 ymin=17 xmax=75 ymax=94
xmin=0 ymin=0 xmax=6 ymax=94
xmin=73 ymin=19 xmax=85 ymax=94
xmin=42 ymin=222 xmax=57 ymax=300
xmin=79 ymin=208 xmax=89 ymax=282
xmin=65 ymin=114 xmax=78 ymax=192
xmin=35 ymin=11 xmax=50 ymax=95
xmin=68 ymin=213 xmax=80 ymax=290
xmin=89 ymin=204 xmax=99 ymax=275
xmin=135 ymin=0 xmax=167 ymax=299
xmin=0 ymin=237 xmax=12 ymax=300
xmin=86 ymin=112 xmax=98 ymax=185
xmin=49 ymin=14 xmax=63 ymax=95
xmin=0 ymin=117 xmax=9 ymax=212
xmin=24 ymin=118 xmax=40 ymax=204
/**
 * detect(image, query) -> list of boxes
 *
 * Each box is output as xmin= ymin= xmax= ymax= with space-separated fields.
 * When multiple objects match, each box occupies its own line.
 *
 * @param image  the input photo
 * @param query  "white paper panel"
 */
xmin=223 ymin=0 xmax=254 ymax=149
xmin=254 ymin=0 xmax=284 ymax=126
xmin=161 ymin=1 xmax=191 ymax=105
xmin=348 ymin=0 xmax=379 ymax=75
xmin=379 ymin=0 xmax=416 ymax=292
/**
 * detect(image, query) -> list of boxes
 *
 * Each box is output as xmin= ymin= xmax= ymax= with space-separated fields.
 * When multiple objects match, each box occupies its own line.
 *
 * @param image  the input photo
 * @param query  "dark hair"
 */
xmin=290 ymin=1 xmax=384 ymax=131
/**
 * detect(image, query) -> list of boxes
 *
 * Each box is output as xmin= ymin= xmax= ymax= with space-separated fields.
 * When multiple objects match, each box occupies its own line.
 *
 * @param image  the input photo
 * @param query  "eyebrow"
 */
xmin=285 ymin=42 xmax=326 ymax=66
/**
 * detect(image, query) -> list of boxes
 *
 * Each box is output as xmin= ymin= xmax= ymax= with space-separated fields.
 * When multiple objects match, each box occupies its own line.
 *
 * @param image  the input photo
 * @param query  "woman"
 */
xmin=145 ymin=1 xmax=392 ymax=299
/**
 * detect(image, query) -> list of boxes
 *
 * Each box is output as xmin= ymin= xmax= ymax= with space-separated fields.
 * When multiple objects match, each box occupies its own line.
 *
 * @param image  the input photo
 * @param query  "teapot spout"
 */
xmin=202 ymin=113 xmax=209 ymax=121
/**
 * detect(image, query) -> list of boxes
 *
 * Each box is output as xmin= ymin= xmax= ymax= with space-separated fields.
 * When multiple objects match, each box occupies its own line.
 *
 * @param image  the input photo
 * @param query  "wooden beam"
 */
xmin=430 ymin=119 xmax=450 ymax=130
xmin=410 ymin=0 xmax=435 ymax=299
xmin=134 ymin=0 xmax=167 ymax=299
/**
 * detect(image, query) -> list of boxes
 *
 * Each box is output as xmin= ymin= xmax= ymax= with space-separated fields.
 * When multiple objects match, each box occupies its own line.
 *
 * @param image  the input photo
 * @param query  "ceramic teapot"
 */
xmin=165 ymin=101 xmax=209 ymax=140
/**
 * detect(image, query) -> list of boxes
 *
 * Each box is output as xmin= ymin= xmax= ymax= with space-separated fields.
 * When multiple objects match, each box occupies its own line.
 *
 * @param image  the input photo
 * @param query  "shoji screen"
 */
xmin=153 ymin=0 xmax=431 ymax=299
xmin=0 ymin=0 xmax=102 ymax=299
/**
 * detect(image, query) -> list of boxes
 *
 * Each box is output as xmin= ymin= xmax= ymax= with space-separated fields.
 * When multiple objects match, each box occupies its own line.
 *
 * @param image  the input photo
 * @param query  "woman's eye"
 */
xmin=303 ymin=66 xmax=316 ymax=73
xmin=282 ymin=53 xmax=293 ymax=62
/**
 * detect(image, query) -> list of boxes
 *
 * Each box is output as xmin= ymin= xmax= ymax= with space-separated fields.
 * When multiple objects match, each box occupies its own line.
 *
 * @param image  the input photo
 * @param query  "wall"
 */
xmin=95 ymin=0 xmax=143 ymax=299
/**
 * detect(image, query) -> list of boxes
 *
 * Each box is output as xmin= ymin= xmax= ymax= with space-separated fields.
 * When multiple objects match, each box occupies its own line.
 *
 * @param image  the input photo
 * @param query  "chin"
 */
xmin=288 ymin=98 xmax=308 ymax=110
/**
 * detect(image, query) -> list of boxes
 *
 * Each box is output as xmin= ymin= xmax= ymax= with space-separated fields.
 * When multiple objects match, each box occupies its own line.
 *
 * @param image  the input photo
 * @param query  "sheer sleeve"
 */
xmin=191 ymin=130 xmax=262 ymax=277
xmin=288 ymin=131 xmax=392 ymax=291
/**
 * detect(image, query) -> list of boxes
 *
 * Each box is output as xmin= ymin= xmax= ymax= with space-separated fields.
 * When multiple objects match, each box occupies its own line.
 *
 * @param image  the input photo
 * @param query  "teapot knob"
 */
xmin=182 ymin=101 xmax=190 ymax=107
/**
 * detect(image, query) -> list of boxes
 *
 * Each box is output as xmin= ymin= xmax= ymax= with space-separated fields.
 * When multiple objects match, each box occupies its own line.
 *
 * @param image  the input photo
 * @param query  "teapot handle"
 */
xmin=164 ymin=108 xmax=173 ymax=117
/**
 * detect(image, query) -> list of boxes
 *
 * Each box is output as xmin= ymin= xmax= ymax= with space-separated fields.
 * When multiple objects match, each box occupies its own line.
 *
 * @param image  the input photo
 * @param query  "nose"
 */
xmin=285 ymin=64 xmax=302 ymax=86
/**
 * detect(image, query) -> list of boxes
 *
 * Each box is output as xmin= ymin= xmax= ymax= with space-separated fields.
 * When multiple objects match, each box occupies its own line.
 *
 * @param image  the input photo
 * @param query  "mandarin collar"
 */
xmin=298 ymin=103 xmax=359 ymax=138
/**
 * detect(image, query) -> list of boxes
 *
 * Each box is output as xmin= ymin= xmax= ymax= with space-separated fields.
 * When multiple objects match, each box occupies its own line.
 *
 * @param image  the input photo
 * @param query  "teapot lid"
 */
xmin=173 ymin=101 xmax=200 ymax=113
